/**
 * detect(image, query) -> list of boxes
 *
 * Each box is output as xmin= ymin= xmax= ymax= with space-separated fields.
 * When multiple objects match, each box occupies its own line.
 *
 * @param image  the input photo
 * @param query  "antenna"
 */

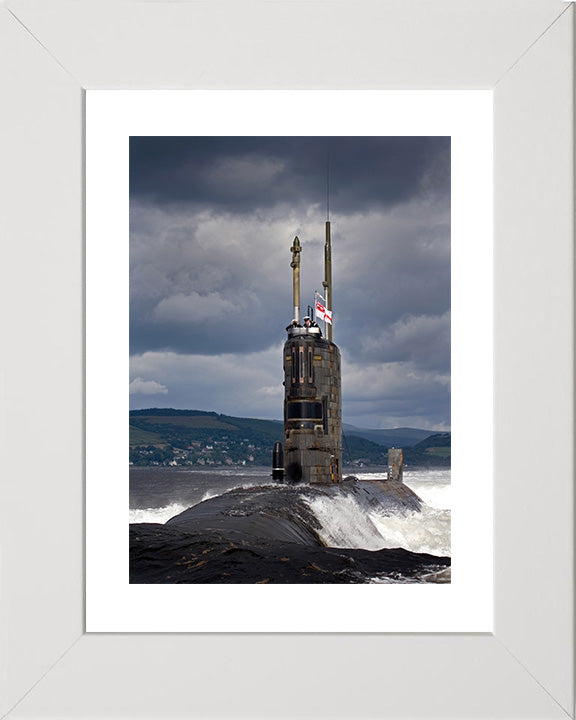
xmin=323 ymin=153 xmax=333 ymax=342
xmin=326 ymin=153 xmax=330 ymax=222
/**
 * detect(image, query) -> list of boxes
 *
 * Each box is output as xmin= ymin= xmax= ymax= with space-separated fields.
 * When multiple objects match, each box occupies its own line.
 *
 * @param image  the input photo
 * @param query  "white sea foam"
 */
xmin=306 ymin=495 xmax=387 ymax=551
xmin=370 ymin=566 xmax=451 ymax=584
xmin=357 ymin=469 xmax=451 ymax=510
xmin=130 ymin=481 xmax=278 ymax=524
xmin=305 ymin=468 xmax=451 ymax=556
xmin=369 ymin=506 xmax=451 ymax=557
xmin=129 ymin=502 xmax=188 ymax=524
xmin=403 ymin=480 xmax=451 ymax=510
xmin=306 ymin=493 xmax=450 ymax=557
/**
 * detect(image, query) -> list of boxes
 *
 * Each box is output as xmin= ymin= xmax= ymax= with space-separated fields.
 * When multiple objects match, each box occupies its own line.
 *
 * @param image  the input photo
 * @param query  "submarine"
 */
xmin=129 ymin=219 xmax=446 ymax=583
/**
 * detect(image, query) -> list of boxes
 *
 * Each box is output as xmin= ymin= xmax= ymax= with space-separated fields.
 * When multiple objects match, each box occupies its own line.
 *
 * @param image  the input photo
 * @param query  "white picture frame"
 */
xmin=0 ymin=1 xmax=573 ymax=718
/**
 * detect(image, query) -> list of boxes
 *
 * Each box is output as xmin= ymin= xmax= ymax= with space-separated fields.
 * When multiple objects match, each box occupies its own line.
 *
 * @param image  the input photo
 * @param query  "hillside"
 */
xmin=129 ymin=409 xmax=283 ymax=466
xmin=129 ymin=408 xmax=450 ymax=468
xmin=412 ymin=432 xmax=451 ymax=459
xmin=342 ymin=425 xmax=441 ymax=448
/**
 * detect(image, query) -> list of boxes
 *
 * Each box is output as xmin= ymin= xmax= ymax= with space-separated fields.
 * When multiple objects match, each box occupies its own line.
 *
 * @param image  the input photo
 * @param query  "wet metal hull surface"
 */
xmin=130 ymin=480 xmax=450 ymax=583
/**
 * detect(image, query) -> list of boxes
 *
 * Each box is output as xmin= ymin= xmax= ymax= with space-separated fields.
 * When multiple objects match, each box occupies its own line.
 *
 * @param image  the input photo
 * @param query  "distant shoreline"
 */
xmin=129 ymin=408 xmax=451 ymax=469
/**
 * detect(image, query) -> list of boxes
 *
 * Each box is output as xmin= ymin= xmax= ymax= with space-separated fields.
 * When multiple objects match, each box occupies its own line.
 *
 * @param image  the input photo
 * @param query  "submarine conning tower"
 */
xmin=282 ymin=224 xmax=343 ymax=484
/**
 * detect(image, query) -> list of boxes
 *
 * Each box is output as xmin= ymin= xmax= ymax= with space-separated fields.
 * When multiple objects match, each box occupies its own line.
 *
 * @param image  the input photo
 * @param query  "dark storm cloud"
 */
xmin=129 ymin=201 xmax=305 ymax=356
xmin=129 ymin=136 xmax=451 ymax=428
xmin=130 ymin=136 xmax=450 ymax=214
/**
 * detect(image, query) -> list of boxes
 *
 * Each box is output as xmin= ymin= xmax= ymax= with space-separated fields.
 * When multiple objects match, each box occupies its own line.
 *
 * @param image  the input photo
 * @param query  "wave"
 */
xmin=370 ymin=566 xmax=451 ymax=584
xmin=305 ymin=492 xmax=450 ymax=557
xmin=304 ymin=494 xmax=387 ymax=550
xmin=129 ymin=481 xmax=276 ymax=524
xmin=129 ymin=502 xmax=188 ymax=524
xmin=357 ymin=469 xmax=451 ymax=511
xmin=369 ymin=506 xmax=451 ymax=557
xmin=403 ymin=480 xmax=451 ymax=510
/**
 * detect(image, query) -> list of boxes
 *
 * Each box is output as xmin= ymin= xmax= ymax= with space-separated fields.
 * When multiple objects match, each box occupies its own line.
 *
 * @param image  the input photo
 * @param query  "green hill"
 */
xmin=130 ymin=409 xmax=282 ymax=443
xmin=129 ymin=425 xmax=166 ymax=446
xmin=129 ymin=408 xmax=450 ymax=468
xmin=342 ymin=434 xmax=389 ymax=466
xmin=410 ymin=432 xmax=451 ymax=462
xmin=129 ymin=408 xmax=284 ymax=466
xmin=343 ymin=425 xmax=440 ymax=448
xmin=414 ymin=432 xmax=451 ymax=449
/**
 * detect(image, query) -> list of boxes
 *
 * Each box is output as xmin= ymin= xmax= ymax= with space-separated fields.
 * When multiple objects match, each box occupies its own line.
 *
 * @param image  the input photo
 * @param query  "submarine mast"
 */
xmin=323 ymin=220 xmax=333 ymax=343
xmin=290 ymin=236 xmax=302 ymax=324
xmin=324 ymin=156 xmax=333 ymax=343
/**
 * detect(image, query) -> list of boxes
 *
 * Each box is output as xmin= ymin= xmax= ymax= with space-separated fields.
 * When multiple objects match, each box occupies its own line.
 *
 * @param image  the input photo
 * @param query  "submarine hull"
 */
xmin=164 ymin=479 xmax=420 ymax=544
xmin=130 ymin=479 xmax=450 ymax=584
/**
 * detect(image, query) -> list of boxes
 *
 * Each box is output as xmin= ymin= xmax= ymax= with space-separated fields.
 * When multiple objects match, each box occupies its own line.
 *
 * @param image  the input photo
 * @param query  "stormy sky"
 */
xmin=129 ymin=137 xmax=450 ymax=430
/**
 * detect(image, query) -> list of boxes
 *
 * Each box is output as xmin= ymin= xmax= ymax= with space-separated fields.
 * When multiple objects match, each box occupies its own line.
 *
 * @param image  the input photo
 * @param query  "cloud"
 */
xmin=360 ymin=311 xmax=451 ymax=371
xmin=129 ymin=344 xmax=449 ymax=429
xmin=129 ymin=201 xmax=329 ymax=355
xmin=129 ymin=377 xmax=168 ymax=395
xmin=130 ymin=136 xmax=450 ymax=213
xmin=130 ymin=192 xmax=449 ymax=360
xmin=206 ymin=155 xmax=286 ymax=199
xmin=340 ymin=351 xmax=450 ymax=428
xmin=129 ymin=136 xmax=451 ymax=428
xmin=130 ymin=345 xmax=285 ymax=420
xmin=152 ymin=291 xmax=239 ymax=323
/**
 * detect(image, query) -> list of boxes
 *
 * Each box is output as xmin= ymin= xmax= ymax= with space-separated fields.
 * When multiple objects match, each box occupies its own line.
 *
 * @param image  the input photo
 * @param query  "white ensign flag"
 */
xmin=315 ymin=293 xmax=332 ymax=324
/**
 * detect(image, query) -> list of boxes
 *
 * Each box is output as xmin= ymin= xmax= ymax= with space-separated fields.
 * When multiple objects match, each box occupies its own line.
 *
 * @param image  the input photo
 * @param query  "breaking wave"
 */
xmin=129 ymin=481 xmax=270 ymax=524
xmin=369 ymin=506 xmax=451 ymax=557
xmin=129 ymin=502 xmax=188 ymax=524
xmin=357 ymin=470 xmax=451 ymax=511
xmin=305 ymin=494 xmax=387 ymax=550
xmin=305 ymin=493 xmax=450 ymax=557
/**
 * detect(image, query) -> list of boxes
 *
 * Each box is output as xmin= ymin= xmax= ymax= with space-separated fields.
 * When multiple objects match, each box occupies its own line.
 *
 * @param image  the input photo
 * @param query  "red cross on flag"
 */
xmin=315 ymin=292 xmax=332 ymax=324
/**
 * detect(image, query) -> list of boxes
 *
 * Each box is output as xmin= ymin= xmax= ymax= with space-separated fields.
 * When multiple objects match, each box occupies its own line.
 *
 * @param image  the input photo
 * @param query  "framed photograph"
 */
xmin=1 ymin=1 xmax=573 ymax=718
xmin=86 ymin=90 xmax=492 ymax=633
